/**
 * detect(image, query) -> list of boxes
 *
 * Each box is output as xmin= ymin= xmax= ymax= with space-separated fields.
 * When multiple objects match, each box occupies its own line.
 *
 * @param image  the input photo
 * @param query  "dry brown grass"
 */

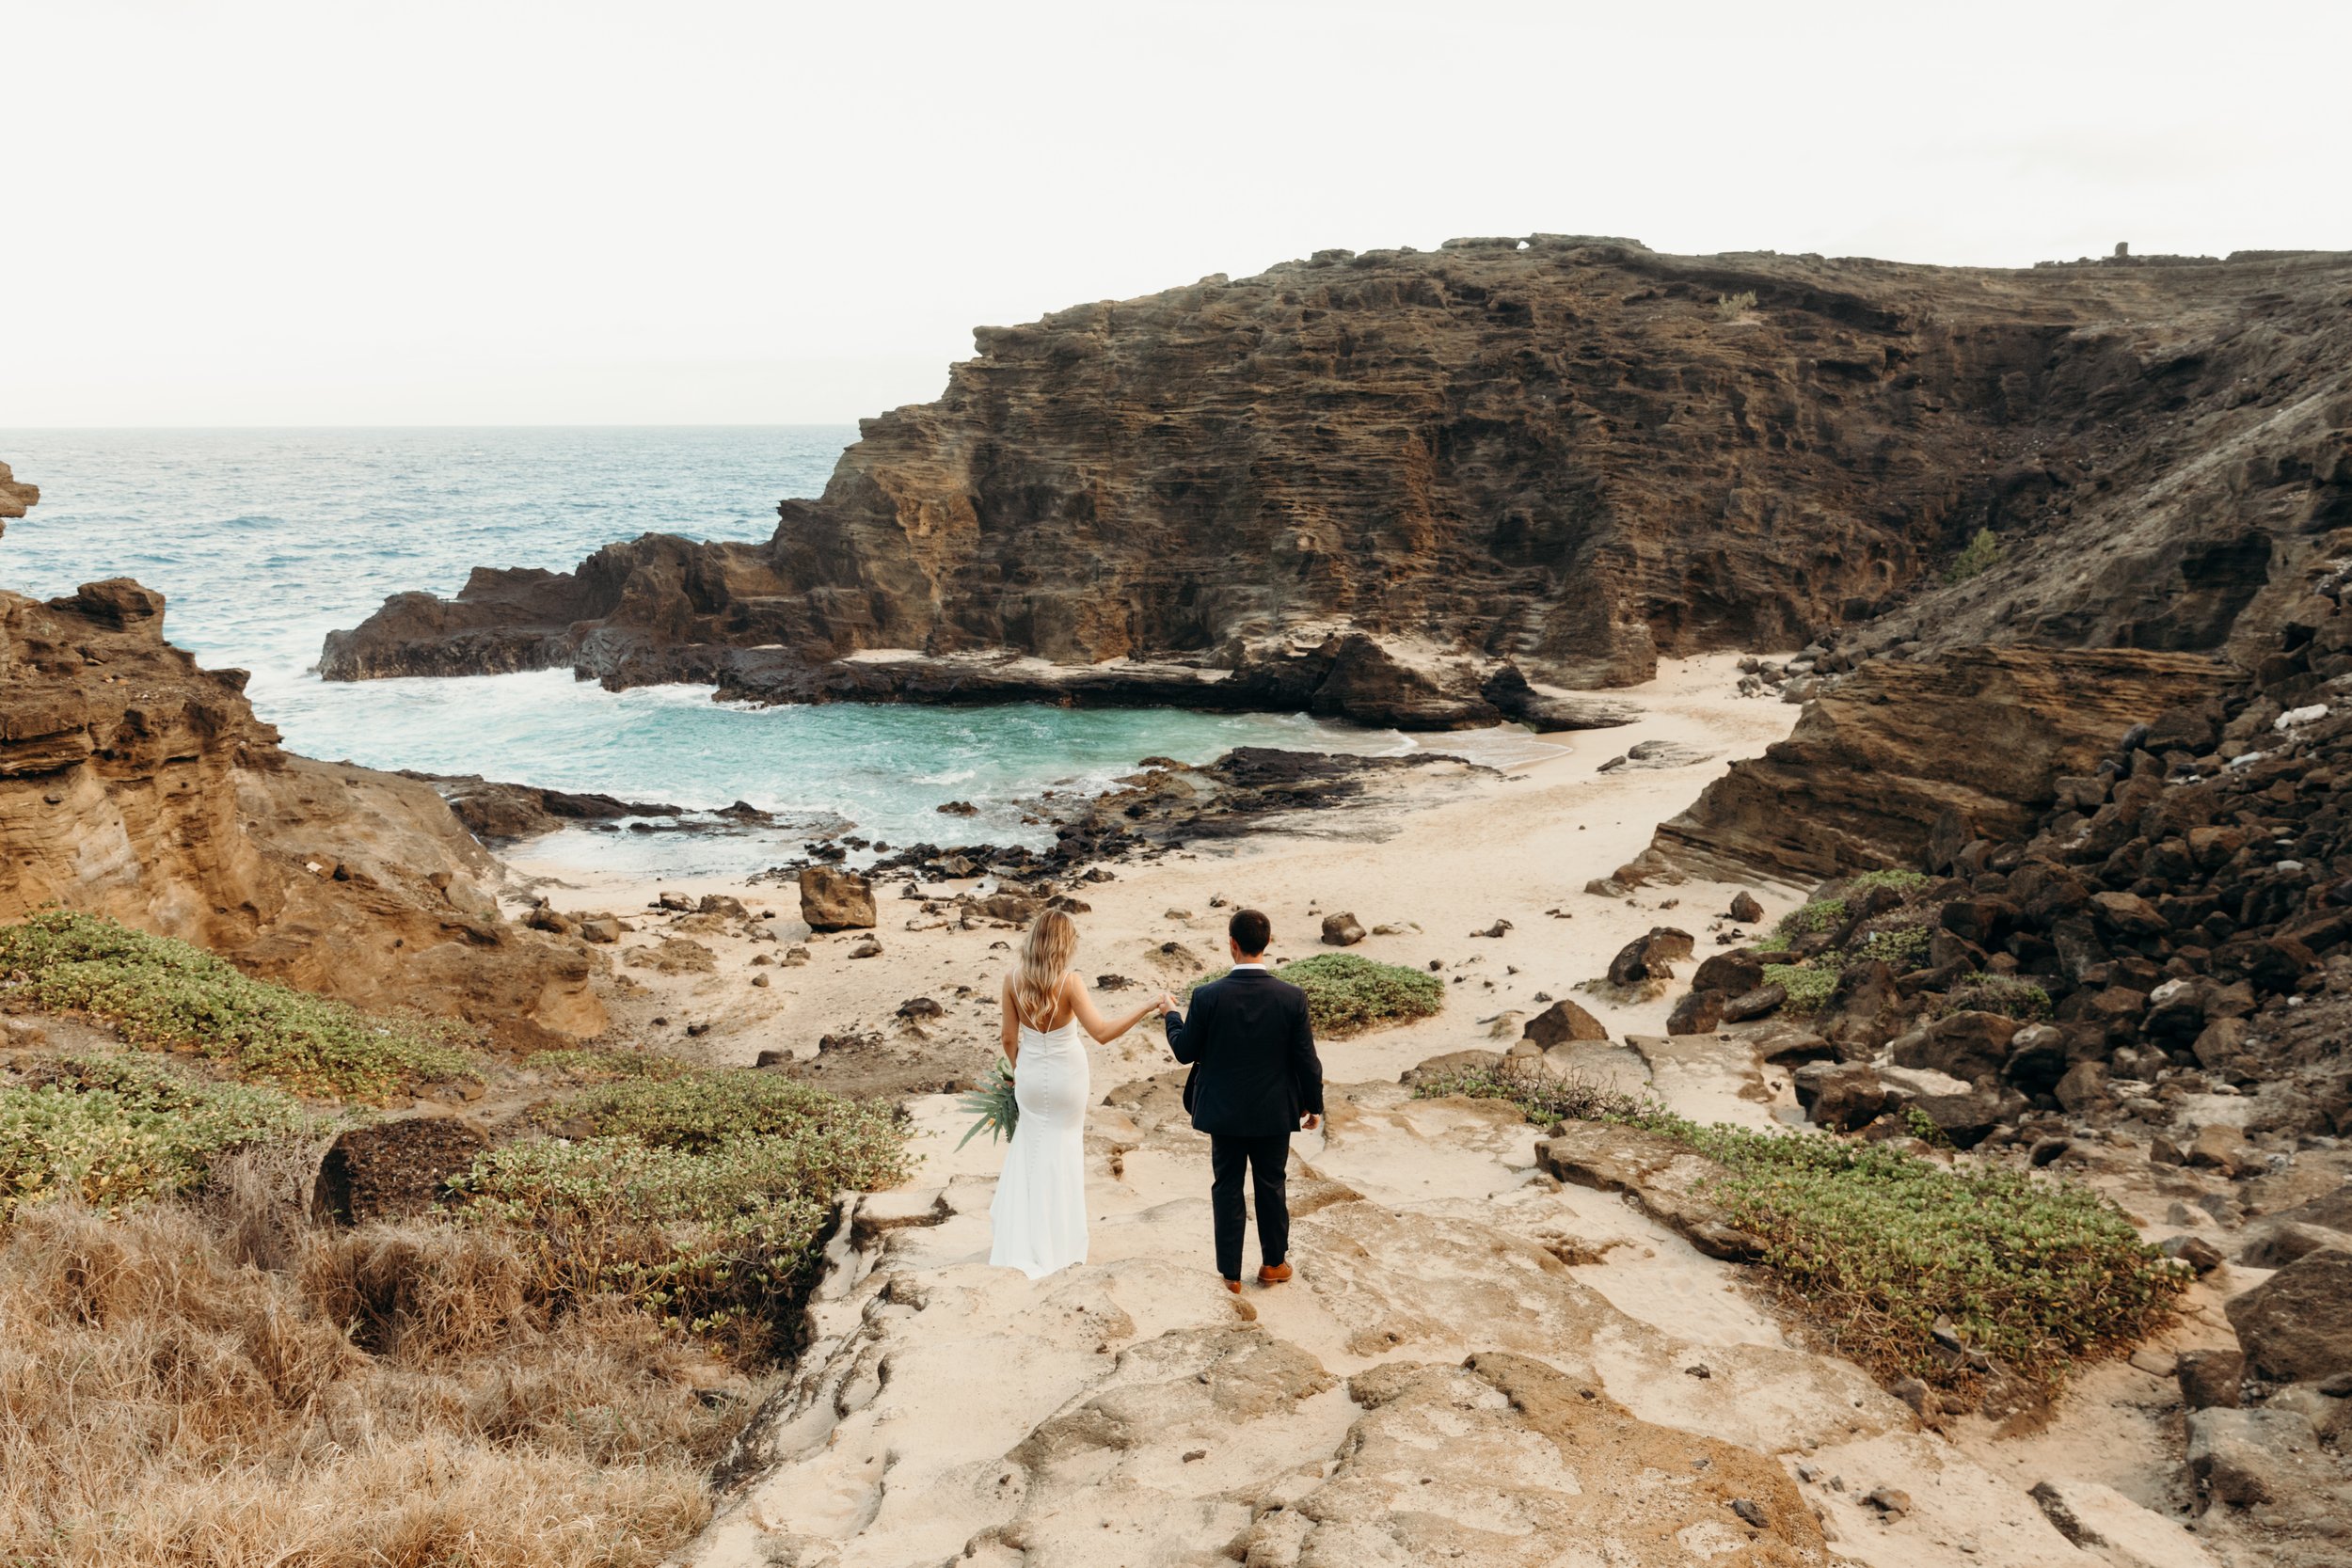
xmin=0 ymin=1188 xmax=761 ymax=1567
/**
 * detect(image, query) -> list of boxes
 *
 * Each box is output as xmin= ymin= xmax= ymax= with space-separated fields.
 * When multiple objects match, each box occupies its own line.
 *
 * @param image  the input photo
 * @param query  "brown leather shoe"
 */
xmin=1258 ymin=1262 xmax=1294 ymax=1285
xmin=1223 ymin=1277 xmax=1242 ymax=1293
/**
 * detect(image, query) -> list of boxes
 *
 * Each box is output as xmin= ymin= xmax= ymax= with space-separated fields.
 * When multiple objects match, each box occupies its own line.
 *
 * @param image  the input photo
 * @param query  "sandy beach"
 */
xmin=500 ymin=653 xmax=1808 ymax=1091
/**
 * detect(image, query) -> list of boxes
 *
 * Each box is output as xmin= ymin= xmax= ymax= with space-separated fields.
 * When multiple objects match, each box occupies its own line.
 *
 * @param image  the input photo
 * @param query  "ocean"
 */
xmin=0 ymin=427 xmax=1553 ymax=877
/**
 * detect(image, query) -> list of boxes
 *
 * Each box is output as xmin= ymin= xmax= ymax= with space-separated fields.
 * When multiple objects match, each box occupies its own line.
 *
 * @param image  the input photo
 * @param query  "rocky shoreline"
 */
xmin=316 ymin=240 xmax=2352 ymax=732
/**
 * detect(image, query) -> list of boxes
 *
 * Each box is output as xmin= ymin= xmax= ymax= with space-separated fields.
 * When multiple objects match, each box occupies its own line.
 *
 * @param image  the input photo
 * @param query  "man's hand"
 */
xmin=1155 ymin=990 xmax=1178 ymax=1013
xmin=1301 ymin=1113 xmax=1322 ymax=1132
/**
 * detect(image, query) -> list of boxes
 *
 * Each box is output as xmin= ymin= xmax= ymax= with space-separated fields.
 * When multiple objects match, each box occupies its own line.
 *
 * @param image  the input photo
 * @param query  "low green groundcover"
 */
xmin=473 ymin=1066 xmax=911 ymax=1351
xmin=1411 ymin=1063 xmax=2184 ymax=1392
xmin=0 ymin=1053 xmax=343 ymax=1215
xmin=1189 ymin=952 xmax=1443 ymax=1036
xmin=0 ymin=910 xmax=478 ymax=1099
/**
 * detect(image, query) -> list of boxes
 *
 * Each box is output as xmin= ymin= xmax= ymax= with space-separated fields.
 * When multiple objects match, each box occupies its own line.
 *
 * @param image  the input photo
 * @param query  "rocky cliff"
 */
xmin=321 ymin=239 xmax=2352 ymax=724
xmin=0 ymin=559 xmax=604 ymax=1044
xmin=1639 ymin=646 xmax=2231 ymax=885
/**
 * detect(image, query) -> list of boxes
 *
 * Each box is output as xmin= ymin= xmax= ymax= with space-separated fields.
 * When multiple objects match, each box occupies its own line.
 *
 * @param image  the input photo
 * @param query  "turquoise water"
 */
xmin=0 ymin=429 xmax=1540 ymax=875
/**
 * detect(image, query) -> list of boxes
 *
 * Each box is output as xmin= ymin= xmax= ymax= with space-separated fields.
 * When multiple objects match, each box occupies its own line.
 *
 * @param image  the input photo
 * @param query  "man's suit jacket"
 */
xmin=1164 ymin=967 xmax=1324 ymax=1137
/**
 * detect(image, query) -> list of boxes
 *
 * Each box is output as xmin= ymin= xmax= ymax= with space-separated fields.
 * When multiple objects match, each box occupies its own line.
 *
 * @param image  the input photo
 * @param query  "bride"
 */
xmin=989 ymin=909 xmax=1169 ymax=1278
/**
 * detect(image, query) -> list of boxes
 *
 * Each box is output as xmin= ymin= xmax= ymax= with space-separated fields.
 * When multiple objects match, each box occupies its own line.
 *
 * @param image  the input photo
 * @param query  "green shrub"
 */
xmin=452 ymin=1135 xmax=841 ymax=1350
xmin=1191 ymin=953 xmax=1443 ymax=1036
xmin=1847 ymin=869 xmax=1931 ymax=896
xmin=528 ymin=1048 xmax=694 ymax=1084
xmin=532 ymin=1068 xmax=909 ymax=1166
xmin=1 ymin=1054 xmax=332 ymax=1215
xmin=0 ymin=911 xmax=478 ymax=1100
xmin=1940 ymin=974 xmax=2054 ymax=1022
xmin=1947 ymin=527 xmax=2005 ymax=583
xmin=1714 ymin=290 xmax=1757 ymax=320
xmin=1414 ymin=1063 xmax=2185 ymax=1393
xmin=1763 ymin=962 xmax=1836 ymax=1015
xmin=1855 ymin=925 xmax=1931 ymax=970
xmin=481 ymin=1069 xmax=912 ymax=1354
xmin=1772 ymin=898 xmax=1848 ymax=944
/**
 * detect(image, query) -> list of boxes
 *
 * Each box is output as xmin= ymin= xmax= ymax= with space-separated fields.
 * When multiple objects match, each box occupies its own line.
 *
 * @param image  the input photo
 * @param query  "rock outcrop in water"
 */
xmin=0 ymin=462 xmax=36 ymax=534
xmin=0 ymin=562 xmax=605 ymax=1044
xmin=321 ymin=239 xmax=2352 ymax=724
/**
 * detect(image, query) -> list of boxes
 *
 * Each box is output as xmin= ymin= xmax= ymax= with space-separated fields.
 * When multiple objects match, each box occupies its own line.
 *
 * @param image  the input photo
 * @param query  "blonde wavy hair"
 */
xmin=1011 ymin=908 xmax=1079 ymax=1028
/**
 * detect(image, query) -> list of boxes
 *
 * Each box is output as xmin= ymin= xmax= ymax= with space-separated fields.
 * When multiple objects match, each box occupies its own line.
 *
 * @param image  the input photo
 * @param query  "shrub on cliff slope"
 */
xmin=1947 ymin=526 xmax=2005 ymax=582
xmin=0 ymin=911 xmax=478 ymax=1099
xmin=1188 ymin=953 xmax=1444 ymax=1036
xmin=1414 ymin=1063 xmax=2184 ymax=1393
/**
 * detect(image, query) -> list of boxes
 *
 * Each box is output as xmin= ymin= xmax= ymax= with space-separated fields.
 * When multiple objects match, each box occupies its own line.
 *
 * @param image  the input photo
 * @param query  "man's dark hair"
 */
xmin=1229 ymin=908 xmax=1271 ymax=957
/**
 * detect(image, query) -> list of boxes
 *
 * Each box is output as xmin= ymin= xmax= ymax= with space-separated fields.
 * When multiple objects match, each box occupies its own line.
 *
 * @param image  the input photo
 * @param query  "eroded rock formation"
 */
xmin=0 ymin=462 xmax=36 ymax=535
xmin=322 ymin=239 xmax=2352 ymax=724
xmin=1640 ymin=645 xmax=2229 ymax=884
xmin=0 ymin=572 xmax=604 ymax=1044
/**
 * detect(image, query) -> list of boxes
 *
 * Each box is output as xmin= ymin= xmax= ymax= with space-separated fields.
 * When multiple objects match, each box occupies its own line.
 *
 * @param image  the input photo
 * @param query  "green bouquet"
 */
xmin=956 ymin=1057 xmax=1020 ymax=1149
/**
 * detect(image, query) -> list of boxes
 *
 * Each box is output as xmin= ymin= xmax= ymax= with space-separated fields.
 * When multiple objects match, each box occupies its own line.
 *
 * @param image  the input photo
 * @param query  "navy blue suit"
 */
xmin=1164 ymin=966 xmax=1324 ymax=1280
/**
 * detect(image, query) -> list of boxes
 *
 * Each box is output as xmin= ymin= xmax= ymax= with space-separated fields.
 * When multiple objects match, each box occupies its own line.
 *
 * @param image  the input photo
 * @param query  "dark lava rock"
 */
xmin=2225 ymin=1248 xmax=2352 ymax=1383
xmin=1522 ymin=999 xmax=1611 ymax=1047
xmin=311 ymin=1117 xmax=487 ymax=1226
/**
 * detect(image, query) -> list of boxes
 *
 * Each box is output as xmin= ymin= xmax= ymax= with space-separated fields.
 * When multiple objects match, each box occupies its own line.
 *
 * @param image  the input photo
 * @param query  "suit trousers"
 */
xmin=1210 ymin=1132 xmax=1291 ymax=1280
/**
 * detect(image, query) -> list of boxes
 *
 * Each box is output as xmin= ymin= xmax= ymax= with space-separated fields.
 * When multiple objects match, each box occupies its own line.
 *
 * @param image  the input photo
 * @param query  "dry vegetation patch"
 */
xmin=0 ymin=1199 xmax=735 ymax=1566
xmin=0 ymin=915 xmax=919 ymax=1566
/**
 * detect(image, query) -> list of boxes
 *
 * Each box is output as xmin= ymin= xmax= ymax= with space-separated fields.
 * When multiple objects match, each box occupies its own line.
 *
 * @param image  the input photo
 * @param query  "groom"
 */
xmin=1160 ymin=909 xmax=1325 ymax=1292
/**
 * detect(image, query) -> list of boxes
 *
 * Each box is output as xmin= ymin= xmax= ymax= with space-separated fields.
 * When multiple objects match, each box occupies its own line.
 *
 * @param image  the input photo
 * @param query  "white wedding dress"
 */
xmin=989 ymin=1015 xmax=1089 ymax=1278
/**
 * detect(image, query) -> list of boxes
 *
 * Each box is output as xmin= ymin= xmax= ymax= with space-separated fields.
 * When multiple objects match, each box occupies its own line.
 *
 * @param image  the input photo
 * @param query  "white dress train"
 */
xmin=989 ymin=1018 xmax=1089 ymax=1278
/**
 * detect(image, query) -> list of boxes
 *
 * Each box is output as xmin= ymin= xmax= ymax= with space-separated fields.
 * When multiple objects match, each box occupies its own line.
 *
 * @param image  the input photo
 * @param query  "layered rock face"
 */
xmin=0 ymin=573 xmax=604 ymax=1044
xmin=1643 ymin=645 xmax=2229 ymax=883
xmin=321 ymin=240 xmax=2352 ymax=724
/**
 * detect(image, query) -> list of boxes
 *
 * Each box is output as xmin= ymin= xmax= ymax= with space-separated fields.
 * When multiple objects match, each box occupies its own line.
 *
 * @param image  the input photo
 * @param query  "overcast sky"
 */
xmin=6 ymin=0 xmax=2345 ymax=426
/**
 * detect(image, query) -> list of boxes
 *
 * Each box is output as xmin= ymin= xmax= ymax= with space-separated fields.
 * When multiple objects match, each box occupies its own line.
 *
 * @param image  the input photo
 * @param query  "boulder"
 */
xmin=1319 ymin=911 xmax=1366 ymax=946
xmin=2091 ymin=890 xmax=2169 ymax=938
xmin=1890 ymin=1010 xmax=2020 ymax=1083
xmin=1690 ymin=950 xmax=1764 ymax=995
xmin=2185 ymin=1407 xmax=2321 ymax=1508
xmin=2185 ymin=1123 xmax=2257 ymax=1178
xmin=1607 ymin=927 xmax=1693 ymax=985
xmin=1721 ymin=983 xmax=1787 ymax=1022
xmin=576 ymin=916 xmax=621 ymax=944
xmin=1728 ymin=891 xmax=1764 ymax=924
xmin=2190 ymin=1016 xmax=2250 ymax=1072
xmin=2225 ymin=1247 xmax=2352 ymax=1383
xmin=2000 ymin=1022 xmax=2067 ymax=1091
xmin=1907 ymin=1085 xmax=2026 ymax=1148
xmin=1521 ymin=999 xmax=1608 ymax=1048
xmin=972 ymin=892 xmax=1041 ymax=923
xmin=2055 ymin=1060 xmax=2112 ymax=1114
xmin=799 ymin=865 xmax=877 ymax=930
xmin=1791 ymin=1060 xmax=1890 ymax=1132
xmin=2175 ymin=1348 xmax=2244 ymax=1411
xmin=1664 ymin=990 xmax=1724 ymax=1036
